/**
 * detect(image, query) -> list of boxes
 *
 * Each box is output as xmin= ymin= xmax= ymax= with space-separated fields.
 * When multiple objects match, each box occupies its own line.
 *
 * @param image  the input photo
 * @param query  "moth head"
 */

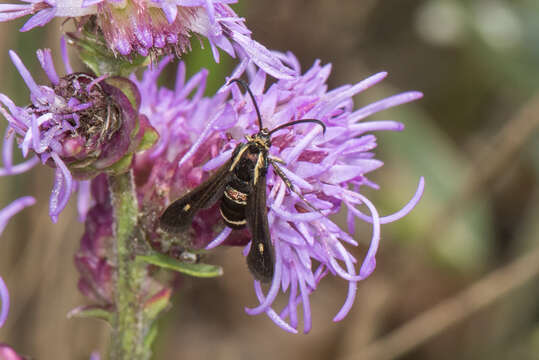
xmin=251 ymin=129 xmax=271 ymax=150
xmin=228 ymin=78 xmax=326 ymax=144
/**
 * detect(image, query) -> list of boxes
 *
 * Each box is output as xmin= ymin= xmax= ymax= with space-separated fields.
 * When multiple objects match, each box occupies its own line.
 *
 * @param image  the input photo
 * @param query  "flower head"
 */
xmin=134 ymin=53 xmax=424 ymax=333
xmin=0 ymin=42 xmax=156 ymax=222
xmin=131 ymin=56 xmax=246 ymax=253
xmin=0 ymin=0 xmax=294 ymax=78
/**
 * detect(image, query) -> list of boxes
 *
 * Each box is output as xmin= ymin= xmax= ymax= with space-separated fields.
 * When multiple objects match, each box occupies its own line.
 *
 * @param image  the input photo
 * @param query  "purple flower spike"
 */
xmin=135 ymin=52 xmax=424 ymax=332
xmin=0 ymin=48 xmax=156 ymax=222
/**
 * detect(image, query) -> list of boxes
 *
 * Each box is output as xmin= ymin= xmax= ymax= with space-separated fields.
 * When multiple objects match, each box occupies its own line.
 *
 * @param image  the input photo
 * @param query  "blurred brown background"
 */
xmin=1 ymin=0 xmax=539 ymax=359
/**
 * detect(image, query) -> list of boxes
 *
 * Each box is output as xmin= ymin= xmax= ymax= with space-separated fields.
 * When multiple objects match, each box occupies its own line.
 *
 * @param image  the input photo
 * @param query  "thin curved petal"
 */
xmin=0 ymin=276 xmax=9 ymax=328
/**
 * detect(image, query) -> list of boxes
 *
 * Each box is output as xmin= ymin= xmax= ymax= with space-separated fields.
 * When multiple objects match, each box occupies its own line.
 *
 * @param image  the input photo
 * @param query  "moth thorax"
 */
xmin=235 ymin=158 xmax=255 ymax=182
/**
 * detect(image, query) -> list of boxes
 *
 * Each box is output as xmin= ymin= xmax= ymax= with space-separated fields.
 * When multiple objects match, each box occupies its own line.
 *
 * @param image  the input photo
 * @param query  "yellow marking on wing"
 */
xmin=253 ymin=152 xmax=265 ymax=185
xmin=183 ymin=204 xmax=191 ymax=212
xmin=230 ymin=144 xmax=249 ymax=171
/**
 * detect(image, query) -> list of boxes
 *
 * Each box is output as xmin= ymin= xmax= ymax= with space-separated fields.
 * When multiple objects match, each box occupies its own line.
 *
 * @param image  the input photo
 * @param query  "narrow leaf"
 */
xmin=67 ymin=305 xmax=112 ymax=323
xmin=138 ymin=253 xmax=223 ymax=278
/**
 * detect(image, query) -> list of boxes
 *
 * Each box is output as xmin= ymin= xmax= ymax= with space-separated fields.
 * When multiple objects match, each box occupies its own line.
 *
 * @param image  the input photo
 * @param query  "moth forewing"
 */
xmin=246 ymin=158 xmax=274 ymax=283
xmin=159 ymin=156 xmax=234 ymax=233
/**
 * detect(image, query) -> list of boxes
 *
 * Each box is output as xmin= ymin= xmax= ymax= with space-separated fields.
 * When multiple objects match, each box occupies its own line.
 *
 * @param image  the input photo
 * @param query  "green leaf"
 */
xmin=138 ymin=126 xmax=159 ymax=152
xmin=143 ymin=321 xmax=160 ymax=351
xmin=138 ymin=253 xmax=223 ymax=278
xmin=67 ymin=305 xmax=113 ymax=323
xmin=104 ymin=77 xmax=141 ymax=111
xmin=106 ymin=153 xmax=134 ymax=175
xmin=67 ymin=31 xmax=148 ymax=77
xmin=143 ymin=288 xmax=171 ymax=320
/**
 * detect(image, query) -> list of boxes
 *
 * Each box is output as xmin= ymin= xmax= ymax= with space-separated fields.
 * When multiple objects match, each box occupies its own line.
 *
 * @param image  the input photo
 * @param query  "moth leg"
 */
xmin=268 ymin=155 xmax=286 ymax=165
xmin=268 ymin=158 xmax=323 ymax=214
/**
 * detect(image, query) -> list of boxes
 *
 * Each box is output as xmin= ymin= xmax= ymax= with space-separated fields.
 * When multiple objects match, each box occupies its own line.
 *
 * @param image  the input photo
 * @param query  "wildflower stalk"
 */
xmin=108 ymin=170 xmax=150 ymax=360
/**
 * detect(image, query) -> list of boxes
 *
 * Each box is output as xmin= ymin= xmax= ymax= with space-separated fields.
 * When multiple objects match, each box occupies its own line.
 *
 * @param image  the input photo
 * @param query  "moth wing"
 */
xmin=159 ymin=157 xmax=233 ymax=233
xmin=246 ymin=171 xmax=274 ymax=282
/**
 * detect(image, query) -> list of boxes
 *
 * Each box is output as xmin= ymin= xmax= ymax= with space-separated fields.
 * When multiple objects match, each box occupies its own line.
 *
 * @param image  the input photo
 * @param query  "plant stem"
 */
xmin=108 ymin=170 xmax=150 ymax=360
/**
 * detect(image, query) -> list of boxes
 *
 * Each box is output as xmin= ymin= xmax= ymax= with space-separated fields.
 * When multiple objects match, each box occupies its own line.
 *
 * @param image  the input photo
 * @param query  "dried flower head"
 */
xmin=0 ymin=42 xmax=156 ymax=222
xmin=0 ymin=0 xmax=293 ymax=78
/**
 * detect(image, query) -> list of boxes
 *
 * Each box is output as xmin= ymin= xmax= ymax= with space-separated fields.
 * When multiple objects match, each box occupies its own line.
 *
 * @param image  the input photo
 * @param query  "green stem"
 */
xmin=108 ymin=170 xmax=150 ymax=360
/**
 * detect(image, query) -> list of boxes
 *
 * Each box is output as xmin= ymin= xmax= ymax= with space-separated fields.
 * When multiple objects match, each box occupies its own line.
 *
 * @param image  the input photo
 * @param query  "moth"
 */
xmin=159 ymin=79 xmax=325 ymax=282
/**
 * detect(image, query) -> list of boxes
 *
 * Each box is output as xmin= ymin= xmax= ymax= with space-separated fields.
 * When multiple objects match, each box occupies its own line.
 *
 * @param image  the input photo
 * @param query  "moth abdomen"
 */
xmin=220 ymin=185 xmax=248 ymax=229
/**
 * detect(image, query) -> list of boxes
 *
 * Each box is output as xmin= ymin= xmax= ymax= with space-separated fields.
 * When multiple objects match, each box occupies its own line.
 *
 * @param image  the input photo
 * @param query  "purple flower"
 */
xmin=135 ymin=53 xmax=424 ymax=333
xmin=0 ymin=42 xmax=156 ymax=222
xmin=74 ymin=174 xmax=115 ymax=305
xmin=132 ymin=56 xmax=245 ymax=251
xmin=0 ymin=196 xmax=35 ymax=328
xmin=0 ymin=344 xmax=26 ymax=360
xmin=0 ymin=0 xmax=293 ymax=78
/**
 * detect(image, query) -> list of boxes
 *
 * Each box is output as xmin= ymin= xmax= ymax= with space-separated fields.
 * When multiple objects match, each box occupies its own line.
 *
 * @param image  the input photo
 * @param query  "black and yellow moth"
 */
xmin=159 ymin=79 xmax=325 ymax=282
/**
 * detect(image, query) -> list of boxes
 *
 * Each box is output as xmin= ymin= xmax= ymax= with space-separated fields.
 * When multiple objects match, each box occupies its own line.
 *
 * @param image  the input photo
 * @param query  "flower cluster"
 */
xmin=0 ymin=0 xmax=293 ymax=78
xmin=0 ymin=0 xmax=424 ymax=342
xmin=129 ymin=54 xmax=425 ymax=332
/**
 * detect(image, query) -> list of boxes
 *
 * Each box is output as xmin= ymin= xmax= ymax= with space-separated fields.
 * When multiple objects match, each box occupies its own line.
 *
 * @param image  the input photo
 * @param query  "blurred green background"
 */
xmin=1 ymin=0 xmax=539 ymax=359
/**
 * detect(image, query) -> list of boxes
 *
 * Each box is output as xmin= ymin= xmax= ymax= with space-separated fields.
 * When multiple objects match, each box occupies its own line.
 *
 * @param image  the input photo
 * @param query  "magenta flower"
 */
xmin=0 ymin=196 xmax=35 ymax=328
xmin=135 ymin=53 xmax=424 ymax=333
xmin=0 ymin=0 xmax=293 ymax=78
xmin=0 ymin=344 xmax=26 ymax=360
xmin=0 ymin=42 xmax=156 ymax=222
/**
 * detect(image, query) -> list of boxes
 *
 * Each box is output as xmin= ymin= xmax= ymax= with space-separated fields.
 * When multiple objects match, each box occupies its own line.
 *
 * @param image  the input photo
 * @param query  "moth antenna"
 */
xmin=228 ymin=78 xmax=264 ymax=131
xmin=268 ymin=118 xmax=326 ymax=136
